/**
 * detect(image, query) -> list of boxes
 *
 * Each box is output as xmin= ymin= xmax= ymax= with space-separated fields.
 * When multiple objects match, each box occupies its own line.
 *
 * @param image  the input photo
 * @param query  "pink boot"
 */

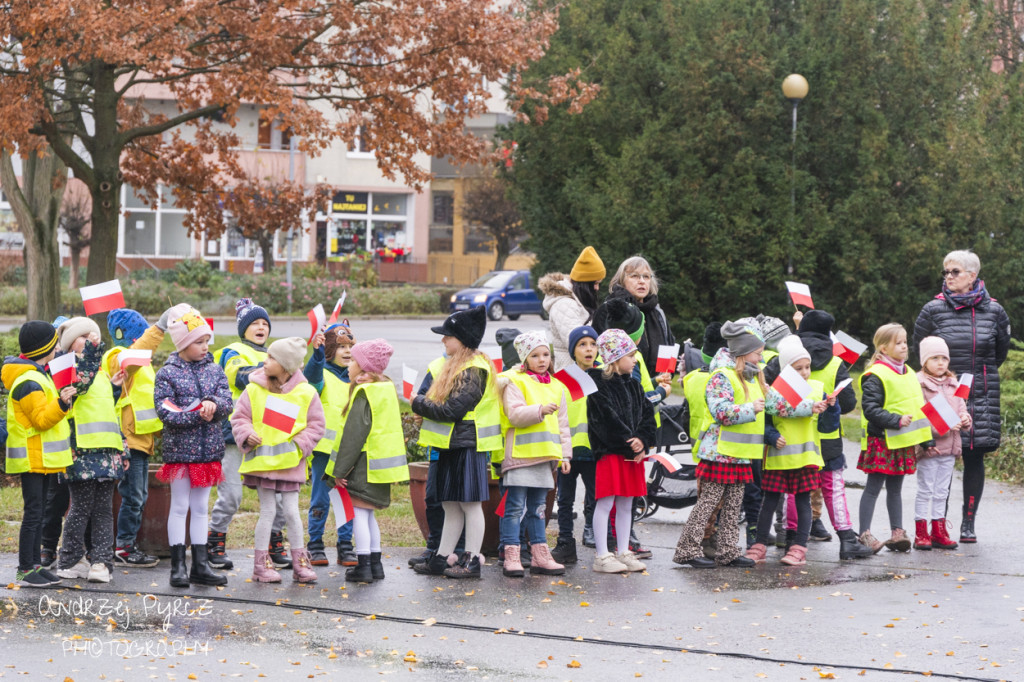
xmin=253 ymin=549 xmax=282 ymax=583
xmin=291 ymin=548 xmax=318 ymax=583
xmin=529 ymin=543 xmax=565 ymax=575
xmin=745 ymin=543 xmax=768 ymax=564
xmin=502 ymin=545 xmax=524 ymax=577
xmin=780 ymin=544 xmax=807 ymax=567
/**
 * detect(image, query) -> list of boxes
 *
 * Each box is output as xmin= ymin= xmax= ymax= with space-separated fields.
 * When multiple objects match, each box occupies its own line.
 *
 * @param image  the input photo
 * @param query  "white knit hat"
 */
xmin=777 ymin=334 xmax=811 ymax=369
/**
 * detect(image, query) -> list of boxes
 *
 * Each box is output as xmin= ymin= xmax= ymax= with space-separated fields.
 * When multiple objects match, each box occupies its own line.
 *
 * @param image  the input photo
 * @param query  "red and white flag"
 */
xmin=656 ymin=344 xmax=680 ymax=374
xmin=162 ymin=398 xmax=200 ymax=413
xmin=829 ymin=378 xmax=853 ymax=400
xmin=645 ymin=452 xmax=681 ymax=474
xmin=772 ymin=363 xmax=813 ymax=408
xmin=922 ymin=396 xmax=960 ymax=436
xmin=48 ymin=353 xmax=77 ymax=389
xmin=118 ymin=349 xmax=152 ymax=370
xmin=785 ymin=281 xmax=814 ymax=309
xmin=329 ymin=486 xmax=355 ymax=527
xmin=205 ymin=318 xmax=215 ymax=332
xmin=263 ymin=395 xmax=300 ymax=433
xmin=328 ymin=292 xmax=347 ymax=325
xmin=554 ymin=364 xmax=599 ymax=402
xmin=402 ymin=364 xmax=418 ymax=400
xmin=832 ymin=330 xmax=867 ymax=364
xmin=954 ymin=373 xmax=974 ymax=400
xmin=307 ymin=304 xmax=326 ymax=344
xmin=80 ymin=279 xmax=125 ymax=316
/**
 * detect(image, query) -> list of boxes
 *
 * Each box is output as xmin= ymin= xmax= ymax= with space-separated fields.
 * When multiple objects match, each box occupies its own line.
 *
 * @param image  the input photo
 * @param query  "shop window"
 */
xmin=372 ymin=193 xmax=407 ymax=217
xmin=123 ymin=212 xmax=157 ymax=254
xmin=372 ymin=220 xmax=409 ymax=261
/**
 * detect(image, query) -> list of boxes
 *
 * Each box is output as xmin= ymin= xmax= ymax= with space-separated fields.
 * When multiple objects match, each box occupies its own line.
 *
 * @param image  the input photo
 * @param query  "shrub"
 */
xmin=174 ymin=260 xmax=222 ymax=289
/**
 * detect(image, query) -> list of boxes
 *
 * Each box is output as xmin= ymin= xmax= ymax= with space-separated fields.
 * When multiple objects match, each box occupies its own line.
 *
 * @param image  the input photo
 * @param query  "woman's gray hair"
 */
xmin=609 ymin=255 xmax=659 ymax=296
xmin=943 ymin=250 xmax=981 ymax=275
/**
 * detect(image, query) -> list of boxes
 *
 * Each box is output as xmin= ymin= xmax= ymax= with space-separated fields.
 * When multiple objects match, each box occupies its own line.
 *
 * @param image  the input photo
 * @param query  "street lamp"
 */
xmin=782 ymin=74 xmax=808 ymax=275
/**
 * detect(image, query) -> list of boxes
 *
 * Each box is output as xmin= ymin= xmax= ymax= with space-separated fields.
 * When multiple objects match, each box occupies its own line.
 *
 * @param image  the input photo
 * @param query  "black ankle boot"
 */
xmin=206 ymin=531 xmax=233 ymax=570
xmin=269 ymin=531 xmax=292 ymax=568
xmin=960 ymin=496 xmax=978 ymax=543
xmin=169 ymin=544 xmax=189 ymax=588
xmin=408 ymin=548 xmax=434 ymax=568
xmin=443 ymin=552 xmax=481 ymax=579
xmin=190 ymin=545 xmax=228 ymax=586
xmin=413 ymin=551 xmax=449 ymax=575
xmin=345 ymin=555 xmax=374 ymax=583
xmin=370 ymin=552 xmax=385 ymax=580
xmin=837 ymin=529 xmax=873 ymax=559
xmin=337 ymin=540 xmax=358 ymax=567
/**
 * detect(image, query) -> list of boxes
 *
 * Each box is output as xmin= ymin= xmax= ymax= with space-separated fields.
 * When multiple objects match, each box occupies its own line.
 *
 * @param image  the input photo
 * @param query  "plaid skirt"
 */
xmin=760 ymin=466 xmax=820 ymax=494
xmin=857 ymin=436 xmax=917 ymax=476
xmin=696 ymin=460 xmax=753 ymax=485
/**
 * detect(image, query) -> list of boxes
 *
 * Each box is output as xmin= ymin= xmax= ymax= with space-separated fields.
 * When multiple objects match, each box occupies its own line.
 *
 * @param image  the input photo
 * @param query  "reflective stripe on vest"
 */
xmin=636 ymin=352 xmax=662 ymax=428
xmin=810 ymin=356 xmax=843 ymax=442
xmin=240 ymin=382 xmax=318 ymax=474
xmin=351 ymin=381 xmax=409 ymax=483
xmin=417 ymin=354 xmax=503 ymax=452
xmin=217 ymin=342 xmax=267 ymax=402
xmin=766 ymin=379 xmax=825 ymax=470
xmin=501 ymin=372 xmax=567 ymax=460
xmin=5 ymin=368 xmax=72 ymax=473
xmin=72 ymin=371 xmax=124 ymax=450
xmin=712 ymin=367 xmax=765 ymax=460
xmin=103 ymin=348 xmax=162 ymax=436
xmin=314 ymin=371 xmax=349 ymax=456
xmin=683 ymin=370 xmax=712 ymax=444
xmin=859 ymin=363 xmax=932 ymax=450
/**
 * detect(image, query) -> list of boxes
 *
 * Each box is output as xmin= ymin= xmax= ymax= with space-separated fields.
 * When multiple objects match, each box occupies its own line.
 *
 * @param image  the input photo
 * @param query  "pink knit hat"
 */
xmin=919 ymin=336 xmax=950 ymax=365
xmin=169 ymin=308 xmax=213 ymax=352
xmin=351 ymin=338 xmax=394 ymax=375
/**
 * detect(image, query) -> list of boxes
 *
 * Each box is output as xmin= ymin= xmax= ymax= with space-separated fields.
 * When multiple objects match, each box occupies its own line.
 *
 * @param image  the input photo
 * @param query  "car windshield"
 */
xmin=471 ymin=272 xmax=514 ymax=289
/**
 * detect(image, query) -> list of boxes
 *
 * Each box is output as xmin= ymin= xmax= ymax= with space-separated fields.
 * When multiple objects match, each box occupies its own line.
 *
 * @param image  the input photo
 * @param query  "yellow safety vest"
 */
xmin=762 ymin=349 xmax=779 ymax=368
xmin=314 ymin=371 xmax=349 ymax=456
xmin=859 ymin=363 xmax=932 ymax=450
xmin=349 ymin=381 xmax=409 ymax=483
xmin=682 ymin=369 xmax=712 ymax=444
xmin=71 ymin=370 xmax=124 ymax=450
xmin=418 ymin=354 xmax=503 ymax=451
xmin=810 ymin=356 xmax=844 ymax=441
xmin=636 ymin=352 xmax=662 ymax=428
xmin=502 ymin=372 xmax=568 ymax=460
xmin=216 ymin=342 xmax=267 ymax=401
xmin=712 ymin=367 xmax=765 ymax=460
xmin=240 ymin=382 xmax=318 ymax=474
xmin=102 ymin=348 xmax=161 ymax=435
xmin=765 ymin=379 xmax=825 ymax=471
xmin=5 ymin=369 xmax=72 ymax=473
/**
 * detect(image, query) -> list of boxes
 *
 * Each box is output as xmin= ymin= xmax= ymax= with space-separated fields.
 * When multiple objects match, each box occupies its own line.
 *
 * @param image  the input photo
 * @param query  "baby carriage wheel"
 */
xmin=632 ymin=496 xmax=658 ymax=522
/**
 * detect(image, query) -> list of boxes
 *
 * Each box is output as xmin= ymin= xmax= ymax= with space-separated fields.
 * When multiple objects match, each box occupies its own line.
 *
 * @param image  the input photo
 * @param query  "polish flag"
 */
xmin=772 ymin=363 xmax=813 ymax=408
xmin=922 ymin=396 xmax=960 ymax=436
xmin=954 ymin=373 xmax=974 ymax=399
xmin=328 ymin=292 xmax=347 ymax=325
xmin=832 ymin=330 xmax=867 ymax=364
xmin=118 ymin=349 xmax=152 ymax=370
xmin=162 ymin=398 xmax=200 ymax=413
xmin=307 ymin=304 xmax=326 ymax=344
xmin=554 ymin=364 xmax=599 ymax=402
xmin=402 ymin=364 xmax=418 ymax=400
xmin=495 ymin=490 xmax=508 ymax=517
xmin=329 ymin=486 xmax=355 ymax=527
xmin=48 ymin=353 xmax=77 ymax=389
xmin=785 ymin=281 xmax=814 ymax=309
xmin=829 ymin=378 xmax=853 ymax=400
xmin=80 ymin=280 xmax=125 ymax=316
xmin=656 ymin=344 xmax=680 ymax=374
xmin=263 ymin=395 xmax=300 ymax=433
xmin=646 ymin=452 xmax=681 ymax=474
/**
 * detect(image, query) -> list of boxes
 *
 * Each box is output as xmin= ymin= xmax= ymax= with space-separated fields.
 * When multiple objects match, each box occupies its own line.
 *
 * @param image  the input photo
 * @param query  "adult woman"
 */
xmin=913 ymin=250 xmax=1010 ymax=543
xmin=539 ymin=246 xmax=606 ymax=372
xmin=607 ymin=256 xmax=676 ymax=380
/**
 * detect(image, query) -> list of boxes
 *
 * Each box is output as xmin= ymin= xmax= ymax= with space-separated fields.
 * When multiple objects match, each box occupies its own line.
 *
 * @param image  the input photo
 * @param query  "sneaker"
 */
xmin=114 ymin=545 xmax=160 ymax=568
xmin=16 ymin=567 xmax=57 ymax=587
xmin=858 ymin=530 xmax=885 ymax=554
xmin=56 ymin=558 xmax=91 ymax=580
xmin=37 ymin=566 xmax=61 ymax=584
xmin=628 ymin=540 xmax=652 ymax=560
xmin=88 ymin=563 xmax=111 ymax=583
xmin=40 ymin=547 xmax=56 ymax=569
xmin=592 ymin=552 xmax=629 ymax=574
xmin=614 ymin=551 xmax=646 ymax=572
xmin=581 ymin=523 xmax=596 ymax=548
xmin=550 ymin=540 xmax=578 ymax=565
xmin=809 ymin=519 xmax=833 ymax=542
xmin=308 ymin=544 xmax=329 ymax=566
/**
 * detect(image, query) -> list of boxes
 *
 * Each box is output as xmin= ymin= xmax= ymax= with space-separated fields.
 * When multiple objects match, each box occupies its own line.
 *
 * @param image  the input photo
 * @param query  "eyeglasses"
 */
xmin=942 ymin=269 xmax=963 ymax=278
xmin=627 ymin=273 xmax=653 ymax=281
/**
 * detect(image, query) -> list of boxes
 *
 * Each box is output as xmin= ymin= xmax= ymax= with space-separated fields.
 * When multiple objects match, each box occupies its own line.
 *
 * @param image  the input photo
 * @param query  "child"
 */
xmin=231 ymin=337 xmax=325 ymax=583
xmin=303 ymin=322 xmax=357 ymax=567
xmin=745 ymin=336 xmax=828 ymax=566
xmin=327 ymin=339 xmax=409 ymax=582
xmin=857 ymin=323 xmax=933 ymax=553
xmin=586 ymin=328 xmax=657 ymax=573
xmin=552 ymin=325 xmax=600 ymax=563
xmin=52 ymin=317 xmax=126 ymax=584
xmin=3 ymin=321 xmax=75 ymax=587
xmin=208 ymin=298 xmax=291 ymax=570
xmin=671 ymin=321 xmax=767 ymax=569
xmin=411 ymin=306 xmax=501 ymax=579
xmin=914 ymin=337 xmax=970 ymax=550
xmin=496 ymin=331 xmax=572 ymax=577
xmin=154 ymin=310 xmax=233 ymax=588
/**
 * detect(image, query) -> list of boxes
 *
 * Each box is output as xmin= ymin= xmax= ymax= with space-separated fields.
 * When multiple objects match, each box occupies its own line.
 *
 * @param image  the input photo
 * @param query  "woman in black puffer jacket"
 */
xmin=913 ymin=250 xmax=1011 ymax=543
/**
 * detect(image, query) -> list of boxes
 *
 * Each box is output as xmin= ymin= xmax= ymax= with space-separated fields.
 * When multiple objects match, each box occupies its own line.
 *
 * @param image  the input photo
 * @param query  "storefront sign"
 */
xmin=332 ymin=191 xmax=368 ymax=214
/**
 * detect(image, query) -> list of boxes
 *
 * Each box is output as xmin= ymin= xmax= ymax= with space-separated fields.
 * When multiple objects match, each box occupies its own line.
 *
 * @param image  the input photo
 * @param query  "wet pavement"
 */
xmin=3 ymin=441 xmax=1021 ymax=681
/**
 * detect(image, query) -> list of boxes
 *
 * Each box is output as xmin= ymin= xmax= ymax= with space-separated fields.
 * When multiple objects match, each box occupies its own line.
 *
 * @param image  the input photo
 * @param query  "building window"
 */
xmin=347 ymin=126 xmax=374 ymax=158
xmin=119 ymin=185 xmax=191 ymax=257
xmin=429 ymin=191 xmax=453 ymax=253
xmin=328 ymin=190 xmax=412 ymax=260
xmin=463 ymin=222 xmax=492 ymax=254
xmin=258 ymin=116 xmax=293 ymax=150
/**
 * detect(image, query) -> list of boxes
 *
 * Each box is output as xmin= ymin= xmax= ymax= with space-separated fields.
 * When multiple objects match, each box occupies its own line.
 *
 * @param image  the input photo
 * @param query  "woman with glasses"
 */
xmin=913 ymin=250 xmax=1010 ymax=544
xmin=607 ymin=256 xmax=676 ymax=381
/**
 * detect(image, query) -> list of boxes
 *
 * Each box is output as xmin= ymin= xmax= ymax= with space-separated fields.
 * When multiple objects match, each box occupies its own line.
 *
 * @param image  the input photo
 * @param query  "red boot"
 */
xmin=913 ymin=519 xmax=932 ymax=550
xmin=931 ymin=519 xmax=958 ymax=549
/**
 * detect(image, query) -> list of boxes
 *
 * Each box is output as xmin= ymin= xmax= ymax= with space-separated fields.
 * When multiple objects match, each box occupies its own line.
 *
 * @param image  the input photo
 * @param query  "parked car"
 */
xmin=449 ymin=270 xmax=546 ymax=321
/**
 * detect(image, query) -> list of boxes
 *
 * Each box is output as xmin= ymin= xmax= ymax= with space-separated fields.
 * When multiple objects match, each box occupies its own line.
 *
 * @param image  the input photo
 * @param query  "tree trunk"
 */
xmin=259 ymin=234 xmax=275 ymax=272
xmin=69 ymin=246 xmax=82 ymax=289
xmin=494 ymin=235 xmax=510 ymax=271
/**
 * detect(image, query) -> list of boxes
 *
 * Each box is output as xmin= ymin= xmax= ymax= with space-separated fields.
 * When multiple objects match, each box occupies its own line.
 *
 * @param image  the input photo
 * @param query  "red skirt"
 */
xmin=595 ymin=454 xmax=646 ymax=498
xmin=761 ymin=466 xmax=820 ymax=494
xmin=857 ymin=437 xmax=917 ymax=476
xmin=696 ymin=460 xmax=753 ymax=485
xmin=157 ymin=462 xmax=224 ymax=488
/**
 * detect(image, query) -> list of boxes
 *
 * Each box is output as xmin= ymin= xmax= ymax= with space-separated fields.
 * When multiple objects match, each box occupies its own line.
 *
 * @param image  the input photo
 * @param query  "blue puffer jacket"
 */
xmin=154 ymin=352 xmax=234 ymax=463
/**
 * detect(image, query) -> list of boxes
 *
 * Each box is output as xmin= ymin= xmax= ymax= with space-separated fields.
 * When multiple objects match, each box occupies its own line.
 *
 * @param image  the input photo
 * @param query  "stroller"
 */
xmin=634 ymin=401 xmax=699 ymax=521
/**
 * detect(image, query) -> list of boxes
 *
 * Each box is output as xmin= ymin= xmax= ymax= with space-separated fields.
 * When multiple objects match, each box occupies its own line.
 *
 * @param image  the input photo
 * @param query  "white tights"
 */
xmin=168 ymin=478 xmax=212 ymax=546
xmin=593 ymin=495 xmax=633 ymax=556
xmin=255 ymin=488 xmax=303 ymax=550
xmin=438 ymin=501 xmax=483 ymax=558
xmin=352 ymin=507 xmax=382 ymax=556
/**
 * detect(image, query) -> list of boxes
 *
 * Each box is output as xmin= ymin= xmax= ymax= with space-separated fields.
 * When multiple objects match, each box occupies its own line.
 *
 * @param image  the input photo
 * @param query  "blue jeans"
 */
xmin=116 ymin=450 xmax=150 ymax=547
xmin=308 ymin=452 xmax=352 ymax=545
xmin=499 ymin=485 xmax=548 ymax=547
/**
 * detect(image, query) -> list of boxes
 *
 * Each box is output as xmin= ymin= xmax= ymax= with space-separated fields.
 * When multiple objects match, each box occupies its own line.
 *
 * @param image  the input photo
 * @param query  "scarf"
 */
xmin=942 ymin=278 xmax=986 ymax=309
xmin=525 ymin=370 xmax=551 ymax=384
xmin=877 ymin=352 xmax=906 ymax=375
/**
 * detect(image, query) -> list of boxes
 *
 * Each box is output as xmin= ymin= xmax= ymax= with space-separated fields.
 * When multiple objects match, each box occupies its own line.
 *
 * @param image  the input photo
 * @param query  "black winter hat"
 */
xmin=701 ymin=321 xmax=726 ymax=362
xmin=19 ymin=320 xmax=59 ymax=360
xmin=798 ymin=310 xmax=835 ymax=337
xmin=495 ymin=327 xmax=523 ymax=371
xmin=432 ymin=305 xmax=487 ymax=350
xmin=592 ymin=298 xmax=644 ymax=336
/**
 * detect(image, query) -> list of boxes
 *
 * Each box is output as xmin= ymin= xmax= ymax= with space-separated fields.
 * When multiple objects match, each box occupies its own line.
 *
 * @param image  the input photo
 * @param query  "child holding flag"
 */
xmin=231 ymin=337 xmax=325 ymax=583
xmin=914 ymin=337 xmax=970 ymax=550
xmin=857 ymin=324 xmax=933 ymax=553
xmin=326 ymin=339 xmax=409 ymax=583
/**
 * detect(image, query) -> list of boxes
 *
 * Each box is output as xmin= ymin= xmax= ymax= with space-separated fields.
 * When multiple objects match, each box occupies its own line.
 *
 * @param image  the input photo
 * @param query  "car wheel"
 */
xmin=507 ymin=314 xmax=521 ymax=321
xmin=539 ymin=309 xmax=549 ymax=321
xmin=487 ymin=300 xmax=505 ymax=321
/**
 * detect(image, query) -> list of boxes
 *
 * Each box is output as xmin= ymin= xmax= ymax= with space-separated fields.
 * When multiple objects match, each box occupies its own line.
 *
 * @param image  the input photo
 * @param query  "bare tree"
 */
xmin=60 ymin=192 xmax=91 ymax=289
xmin=461 ymin=174 xmax=522 ymax=270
